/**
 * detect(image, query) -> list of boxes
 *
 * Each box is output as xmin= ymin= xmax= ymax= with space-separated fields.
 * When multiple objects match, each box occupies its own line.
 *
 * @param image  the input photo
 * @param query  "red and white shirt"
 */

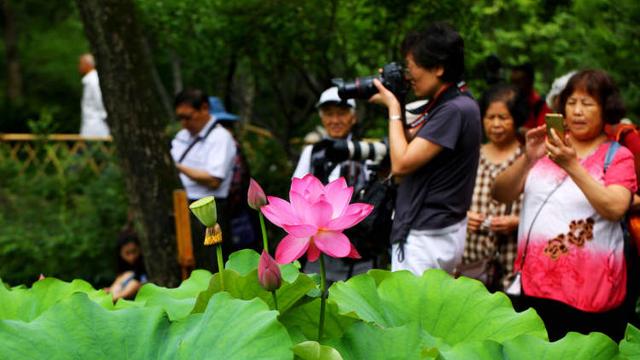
xmin=515 ymin=142 xmax=637 ymax=312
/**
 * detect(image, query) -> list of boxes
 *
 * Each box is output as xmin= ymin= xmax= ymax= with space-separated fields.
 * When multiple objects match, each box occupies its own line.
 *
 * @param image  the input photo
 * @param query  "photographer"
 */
xmin=369 ymin=22 xmax=482 ymax=275
xmin=293 ymin=86 xmax=378 ymax=282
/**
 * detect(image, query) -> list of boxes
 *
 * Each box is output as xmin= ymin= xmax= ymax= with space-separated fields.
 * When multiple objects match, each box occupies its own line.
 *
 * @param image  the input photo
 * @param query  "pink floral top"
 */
xmin=515 ymin=142 xmax=637 ymax=312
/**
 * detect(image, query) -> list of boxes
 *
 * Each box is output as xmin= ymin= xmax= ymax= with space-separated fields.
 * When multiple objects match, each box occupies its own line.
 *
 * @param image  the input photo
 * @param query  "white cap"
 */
xmin=316 ymin=87 xmax=356 ymax=109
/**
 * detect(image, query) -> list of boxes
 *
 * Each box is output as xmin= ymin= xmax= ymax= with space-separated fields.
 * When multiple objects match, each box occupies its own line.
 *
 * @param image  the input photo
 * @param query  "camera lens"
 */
xmin=336 ymin=75 xmax=379 ymax=100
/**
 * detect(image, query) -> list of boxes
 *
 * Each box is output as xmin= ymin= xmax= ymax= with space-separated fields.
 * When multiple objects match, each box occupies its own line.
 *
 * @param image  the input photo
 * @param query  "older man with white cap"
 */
xmin=293 ymin=87 xmax=363 ymax=184
xmin=294 ymin=86 xmax=377 ymax=282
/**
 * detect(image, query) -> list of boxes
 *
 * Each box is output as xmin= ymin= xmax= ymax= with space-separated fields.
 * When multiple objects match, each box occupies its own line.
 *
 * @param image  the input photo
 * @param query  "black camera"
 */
xmin=315 ymin=138 xmax=388 ymax=164
xmin=332 ymin=62 xmax=408 ymax=101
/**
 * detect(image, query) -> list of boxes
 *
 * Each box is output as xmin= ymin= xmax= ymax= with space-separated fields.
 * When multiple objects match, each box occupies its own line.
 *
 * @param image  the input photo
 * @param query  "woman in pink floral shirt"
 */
xmin=493 ymin=70 xmax=637 ymax=341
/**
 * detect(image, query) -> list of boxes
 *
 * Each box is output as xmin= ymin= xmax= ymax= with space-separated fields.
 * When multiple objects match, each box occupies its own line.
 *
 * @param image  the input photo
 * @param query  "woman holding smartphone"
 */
xmin=493 ymin=69 xmax=636 ymax=341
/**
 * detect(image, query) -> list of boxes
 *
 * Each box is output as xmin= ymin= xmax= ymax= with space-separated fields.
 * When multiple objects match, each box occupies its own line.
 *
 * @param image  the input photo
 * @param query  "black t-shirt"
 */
xmin=392 ymin=93 xmax=481 ymax=243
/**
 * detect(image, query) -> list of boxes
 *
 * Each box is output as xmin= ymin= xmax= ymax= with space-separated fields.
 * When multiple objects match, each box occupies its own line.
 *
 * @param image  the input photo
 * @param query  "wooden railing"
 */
xmin=0 ymin=125 xmax=301 ymax=177
xmin=0 ymin=133 xmax=114 ymax=176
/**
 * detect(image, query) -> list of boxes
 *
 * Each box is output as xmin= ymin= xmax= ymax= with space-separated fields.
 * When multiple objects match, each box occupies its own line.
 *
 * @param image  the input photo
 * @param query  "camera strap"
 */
xmin=178 ymin=120 xmax=218 ymax=163
xmin=407 ymin=83 xmax=465 ymax=129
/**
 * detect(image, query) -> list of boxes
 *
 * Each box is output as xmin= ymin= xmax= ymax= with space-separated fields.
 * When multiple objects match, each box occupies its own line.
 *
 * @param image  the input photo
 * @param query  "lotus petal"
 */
xmin=275 ymin=234 xmax=310 ymax=264
xmin=313 ymin=231 xmax=351 ymax=259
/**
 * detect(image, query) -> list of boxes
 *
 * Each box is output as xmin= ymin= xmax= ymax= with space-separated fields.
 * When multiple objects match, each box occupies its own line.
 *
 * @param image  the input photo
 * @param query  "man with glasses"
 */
xmin=170 ymin=88 xmax=236 ymax=271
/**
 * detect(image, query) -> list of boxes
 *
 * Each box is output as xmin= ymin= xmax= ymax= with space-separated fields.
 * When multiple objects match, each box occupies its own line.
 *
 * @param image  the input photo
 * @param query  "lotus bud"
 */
xmin=189 ymin=196 xmax=217 ymax=227
xmin=258 ymin=250 xmax=282 ymax=292
xmin=204 ymin=223 xmax=223 ymax=246
xmin=248 ymin=178 xmax=267 ymax=210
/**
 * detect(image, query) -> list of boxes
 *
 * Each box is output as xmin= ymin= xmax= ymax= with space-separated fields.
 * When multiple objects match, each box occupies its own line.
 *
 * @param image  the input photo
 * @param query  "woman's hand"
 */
xmin=490 ymin=215 xmax=519 ymax=234
xmin=467 ymin=211 xmax=485 ymax=232
xmin=369 ymin=78 xmax=401 ymax=110
xmin=524 ymin=125 xmax=547 ymax=165
xmin=545 ymin=128 xmax=578 ymax=170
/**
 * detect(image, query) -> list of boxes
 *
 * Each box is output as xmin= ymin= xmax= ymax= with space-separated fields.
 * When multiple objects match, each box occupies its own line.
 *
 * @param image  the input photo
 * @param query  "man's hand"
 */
xmin=176 ymin=163 xmax=222 ymax=189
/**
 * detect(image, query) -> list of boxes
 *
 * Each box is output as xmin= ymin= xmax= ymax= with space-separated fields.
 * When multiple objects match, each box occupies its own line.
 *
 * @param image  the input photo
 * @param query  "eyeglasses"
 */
xmin=176 ymin=112 xmax=196 ymax=122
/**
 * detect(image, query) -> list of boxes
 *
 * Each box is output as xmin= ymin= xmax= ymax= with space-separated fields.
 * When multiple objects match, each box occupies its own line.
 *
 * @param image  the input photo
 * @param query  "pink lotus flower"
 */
xmin=261 ymin=174 xmax=373 ymax=264
xmin=258 ymin=250 xmax=282 ymax=292
xmin=248 ymin=178 xmax=267 ymax=210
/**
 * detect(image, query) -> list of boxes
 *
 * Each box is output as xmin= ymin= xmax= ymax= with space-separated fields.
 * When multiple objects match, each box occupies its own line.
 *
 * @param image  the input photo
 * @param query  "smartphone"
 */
xmin=545 ymin=113 xmax=565 ymax=139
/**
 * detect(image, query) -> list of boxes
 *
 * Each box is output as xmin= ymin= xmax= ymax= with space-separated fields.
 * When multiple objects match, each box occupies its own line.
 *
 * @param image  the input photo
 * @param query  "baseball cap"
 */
xmin=316 ymin=87 xmax=356 ymax=109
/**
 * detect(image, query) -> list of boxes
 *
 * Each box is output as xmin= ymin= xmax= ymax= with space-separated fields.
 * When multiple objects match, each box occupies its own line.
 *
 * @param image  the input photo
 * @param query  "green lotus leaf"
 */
xmin=328 ymin=323 xmax=609 ymax=360
xmin=189 ymin=196 xmax=217 ymax=227
xmin=162 ymin=292 xmax=293 ymax=359
xmin=192 ymin=268 xmax=315 ymax=314
xmin=437 ymin=340 xmax=503 ymax=360
xmin=0 ymin=292 xmax=293 ymax=359
xmin=620 ymin=324 xmax=640 ymax=358
xmin=133 ymin=269 xmax=212 ymax=320
xmin=502 ymin=333 xmax=619 ymax=359
xmin=328 ymin=269 xmax=546 ymax=345
xmin=226 ymin=249 xmax=300 ymax=283
xmin=293 ymin=341 xmax=343 ymax=360
xmin=226 ymin=249 xmax=261 ymax=275
xmin=328 ymin=322 xmax=434 ymax=360
xmin=279 ymin=298 xmax=357 ymax=343
xmin=327 ymin=321 xmax=510 ymax=360
xmin=0 ymin=277 xmax=113 ymax=321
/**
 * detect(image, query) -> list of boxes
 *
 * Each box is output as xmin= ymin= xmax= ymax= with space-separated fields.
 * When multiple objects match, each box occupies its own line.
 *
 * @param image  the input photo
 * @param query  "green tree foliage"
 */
xmin=0 ymin=0 xmax=88 ymax=132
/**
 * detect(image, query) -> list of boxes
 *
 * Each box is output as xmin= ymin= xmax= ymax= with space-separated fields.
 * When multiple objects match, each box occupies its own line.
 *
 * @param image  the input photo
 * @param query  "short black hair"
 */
xmin=401 ymin=22 xmax=465 ymax=83
xmin=479 ymin=84 xmax=528 ymax=128
xmin=558 ymin=69 xmax=625 ymax=125
xmin=174 ymin=88 xmax=209 ymax=110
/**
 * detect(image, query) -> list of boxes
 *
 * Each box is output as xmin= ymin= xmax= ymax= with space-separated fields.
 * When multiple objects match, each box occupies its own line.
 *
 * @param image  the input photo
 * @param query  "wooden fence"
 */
xmin=0 ymin=134 xmax=114 ymax=176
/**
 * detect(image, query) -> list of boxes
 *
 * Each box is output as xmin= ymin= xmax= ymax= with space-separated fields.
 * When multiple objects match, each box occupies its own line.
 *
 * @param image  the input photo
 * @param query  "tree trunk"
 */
xmin=142 ymin=37 xmax=174 ymax=121
xmin=170 ymin=49 xmax=183 ymax=95
xmin=75 ymin=0 xmax=181 ymax=286
xmin=1 ymin=0 xmax=23 ymax=103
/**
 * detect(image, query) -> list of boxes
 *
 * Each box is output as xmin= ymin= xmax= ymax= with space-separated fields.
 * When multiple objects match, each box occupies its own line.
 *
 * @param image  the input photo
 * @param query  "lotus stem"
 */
xmin=318 ymin=254 xmax=327 ymax=340
xmin=259 ymin=212 xmax=269 ymax=254
xmin=271 ymin=290 xmax=279 ymax=311
xmin=216 ymin=244 xmax=225 ymax=291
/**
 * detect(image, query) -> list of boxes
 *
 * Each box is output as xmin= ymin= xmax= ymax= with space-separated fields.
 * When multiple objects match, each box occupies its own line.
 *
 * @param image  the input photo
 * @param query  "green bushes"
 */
xmin=0 ymin=144 xmax=128 ymax=286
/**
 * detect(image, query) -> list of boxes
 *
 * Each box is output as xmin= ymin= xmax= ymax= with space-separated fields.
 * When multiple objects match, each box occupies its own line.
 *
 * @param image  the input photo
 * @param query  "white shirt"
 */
xmin=170 ymin=117 xmax=236 ymax=200
xmin=80 ymin=70 xmax=110 ymax=137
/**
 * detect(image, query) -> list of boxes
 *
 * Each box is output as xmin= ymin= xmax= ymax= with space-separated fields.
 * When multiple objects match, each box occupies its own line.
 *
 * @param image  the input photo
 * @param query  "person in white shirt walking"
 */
xmin=78 ymin=53 xmax=110 ymax=137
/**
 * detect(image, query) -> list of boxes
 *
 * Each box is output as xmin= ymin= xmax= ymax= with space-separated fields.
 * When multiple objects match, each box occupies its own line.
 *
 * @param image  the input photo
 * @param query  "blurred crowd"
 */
xmin=86 ymin=21 xmax=640 ymax=342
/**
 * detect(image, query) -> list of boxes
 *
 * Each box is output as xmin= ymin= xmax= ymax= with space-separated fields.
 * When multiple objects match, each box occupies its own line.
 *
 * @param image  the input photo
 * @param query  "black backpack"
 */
xmin=345 ymin=175 xmax=396 ymax=260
